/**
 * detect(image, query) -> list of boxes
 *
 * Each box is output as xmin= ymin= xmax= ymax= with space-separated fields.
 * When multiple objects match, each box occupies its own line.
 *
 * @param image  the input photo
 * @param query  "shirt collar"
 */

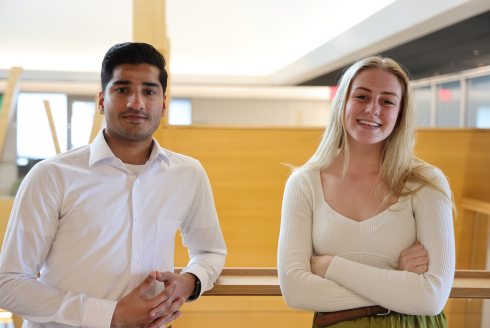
xmin=89 ymin=129 xmax=170 ymax=167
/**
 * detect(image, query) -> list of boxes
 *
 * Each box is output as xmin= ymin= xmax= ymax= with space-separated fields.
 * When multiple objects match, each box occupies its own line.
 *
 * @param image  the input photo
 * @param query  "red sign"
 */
xmin=330 ymin=86 xmax=339 ymax=100
xmin=439 ymin=89 xmax=451 ymax=102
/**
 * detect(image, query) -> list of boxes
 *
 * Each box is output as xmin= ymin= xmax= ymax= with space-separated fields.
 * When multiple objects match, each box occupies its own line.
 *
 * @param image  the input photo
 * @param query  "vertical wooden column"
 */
xmin=0 ymin=67 xmax=22 ymax=161
xmin=43 ymin=101 xmax=61 ymax=155
xmin=133 ymin=0 xmax=171 ymax=134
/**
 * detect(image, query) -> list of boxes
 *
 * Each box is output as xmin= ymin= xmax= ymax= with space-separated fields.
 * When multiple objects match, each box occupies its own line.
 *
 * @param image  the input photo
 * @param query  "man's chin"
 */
xmin=107 ymin=126 xmax=156 ymax=142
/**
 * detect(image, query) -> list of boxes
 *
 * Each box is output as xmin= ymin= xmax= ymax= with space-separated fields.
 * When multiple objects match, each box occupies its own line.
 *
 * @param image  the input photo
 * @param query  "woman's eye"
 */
xmin=383 ymin=100 xmax=395 ymax=105
xmin=355 ymin=95 xmax=368 ymax=100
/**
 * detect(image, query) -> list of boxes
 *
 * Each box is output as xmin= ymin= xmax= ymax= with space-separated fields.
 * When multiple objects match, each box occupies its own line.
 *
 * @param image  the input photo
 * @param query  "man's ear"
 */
xmin=162 ymin=95 xmax=167 ymax=118
xmin=98 ymin=91 xmax=105 ymax=115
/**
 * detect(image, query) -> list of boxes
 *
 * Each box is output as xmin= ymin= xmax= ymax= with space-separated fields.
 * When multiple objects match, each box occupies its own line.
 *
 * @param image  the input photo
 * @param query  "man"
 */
xmin=0 ymin=42 xmax=227 ymax=328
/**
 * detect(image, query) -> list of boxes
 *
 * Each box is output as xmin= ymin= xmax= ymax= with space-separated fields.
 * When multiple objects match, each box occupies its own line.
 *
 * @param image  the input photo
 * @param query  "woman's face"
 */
xmin=344 ymin=68 xmax=403 ymax=147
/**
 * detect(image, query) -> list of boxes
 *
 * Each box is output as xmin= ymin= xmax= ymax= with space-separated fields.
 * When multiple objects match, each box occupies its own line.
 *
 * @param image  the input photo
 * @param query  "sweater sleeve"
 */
xmin=278 ymin=170 xmax=377 ymax=312
xmin=325 ymin=169 xmax=455 ymax=315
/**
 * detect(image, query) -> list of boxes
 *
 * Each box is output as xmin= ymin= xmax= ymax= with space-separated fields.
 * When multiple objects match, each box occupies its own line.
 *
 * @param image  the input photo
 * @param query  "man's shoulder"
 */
xmin=38 ymin=145 xmax=91 ymax=171
xmin=163 ymin=148 xmax=202 ymax=170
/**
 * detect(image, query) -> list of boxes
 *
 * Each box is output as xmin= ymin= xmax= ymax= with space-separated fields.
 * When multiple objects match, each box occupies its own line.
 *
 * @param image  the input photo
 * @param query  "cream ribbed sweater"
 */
xmin=277 ymin=167 xmax=455 ymax=316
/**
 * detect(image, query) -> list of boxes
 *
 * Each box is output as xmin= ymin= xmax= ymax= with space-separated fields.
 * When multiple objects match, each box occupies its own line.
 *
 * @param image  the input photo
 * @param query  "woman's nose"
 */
xmin=365 ymin=101 xmax=380 ymax=115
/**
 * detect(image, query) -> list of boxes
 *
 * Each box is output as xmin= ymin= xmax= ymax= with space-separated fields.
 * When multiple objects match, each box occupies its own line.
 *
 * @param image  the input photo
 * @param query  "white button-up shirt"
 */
xmin=0 ymin=130 xmax=227 ymax=328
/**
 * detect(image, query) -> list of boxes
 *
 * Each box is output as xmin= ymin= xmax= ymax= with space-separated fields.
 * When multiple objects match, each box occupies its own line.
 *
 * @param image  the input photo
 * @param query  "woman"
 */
xmin=277 ymin=56 xmax=455 ymax=328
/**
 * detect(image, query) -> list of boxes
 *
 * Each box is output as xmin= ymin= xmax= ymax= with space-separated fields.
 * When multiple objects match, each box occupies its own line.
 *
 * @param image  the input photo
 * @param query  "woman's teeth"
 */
xmin=358 ymin=120 xmax=380 ymax=127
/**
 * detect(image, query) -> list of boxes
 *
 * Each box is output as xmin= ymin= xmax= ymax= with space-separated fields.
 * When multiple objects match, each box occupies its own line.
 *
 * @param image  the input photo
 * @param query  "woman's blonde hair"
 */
xmin=303 ymin=55 xmax=453 ymax=204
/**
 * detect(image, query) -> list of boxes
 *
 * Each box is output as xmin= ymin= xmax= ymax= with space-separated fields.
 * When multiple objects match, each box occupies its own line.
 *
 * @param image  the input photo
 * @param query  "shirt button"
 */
xmin=134 ymin=217 xmax=140 ymax=222
xmin=134 ymin=254 xmax=139 ymax=259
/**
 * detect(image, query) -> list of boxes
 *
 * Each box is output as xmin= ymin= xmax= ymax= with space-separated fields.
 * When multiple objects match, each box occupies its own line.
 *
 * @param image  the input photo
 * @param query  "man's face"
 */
xmin=99 ymin=63 xmax=166 ymax=142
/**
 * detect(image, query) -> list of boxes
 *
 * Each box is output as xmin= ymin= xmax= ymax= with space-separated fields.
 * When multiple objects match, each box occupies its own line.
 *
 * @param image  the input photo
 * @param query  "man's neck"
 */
xmin=103 ymin=129 xmax=153 ymax=165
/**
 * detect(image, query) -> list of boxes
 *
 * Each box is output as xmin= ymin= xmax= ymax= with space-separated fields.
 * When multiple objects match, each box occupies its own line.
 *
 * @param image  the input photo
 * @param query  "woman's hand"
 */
xmin=398 ymin=241 xmax=429 ymax=274
xmin=310 ymin=255 xmax=335 ymax=277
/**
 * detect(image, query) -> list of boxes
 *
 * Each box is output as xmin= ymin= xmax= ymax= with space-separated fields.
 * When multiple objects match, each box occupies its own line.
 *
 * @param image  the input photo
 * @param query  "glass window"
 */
xmin=17 ymin=93 xmax=67 ymax=159
xmin=467 ymin=75 xmax=490 ymax=128
xmin=413 ymin=86 xmax=432 ymax=126
xmin=437 ymin=81 xmax=460 ymax=127
xmin=168 ymin=98 xmax=192 ymax=125
xmin=71 ymin=101 xmax=95 ymax=148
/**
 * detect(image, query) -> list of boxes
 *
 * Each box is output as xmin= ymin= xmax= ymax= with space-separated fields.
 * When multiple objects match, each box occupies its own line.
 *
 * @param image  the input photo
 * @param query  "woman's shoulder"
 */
xmin=407 ymin=161 xmax=451 ymax=204
xmin=287 ymin=166 xmax=319 ymax=185
xmin=410 ymin=161 xmax=449 ymax=187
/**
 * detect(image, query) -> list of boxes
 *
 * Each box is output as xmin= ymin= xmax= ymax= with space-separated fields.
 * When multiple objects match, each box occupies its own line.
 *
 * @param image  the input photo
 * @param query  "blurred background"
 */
xmin=0 ymin=0 xmax=490 ymax=327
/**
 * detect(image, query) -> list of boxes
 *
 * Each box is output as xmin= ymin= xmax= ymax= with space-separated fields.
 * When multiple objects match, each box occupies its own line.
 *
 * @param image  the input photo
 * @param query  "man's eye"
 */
xmin=116 ymin=88 xmax=127 ymax=93
xmin=145 ymin=90 xmax=156 ymax=95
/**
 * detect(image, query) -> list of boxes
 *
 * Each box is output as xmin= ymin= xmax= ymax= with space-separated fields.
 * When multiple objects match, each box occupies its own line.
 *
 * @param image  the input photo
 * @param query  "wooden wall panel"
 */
xmin=160 ymin=127 xmax=323 ymax=267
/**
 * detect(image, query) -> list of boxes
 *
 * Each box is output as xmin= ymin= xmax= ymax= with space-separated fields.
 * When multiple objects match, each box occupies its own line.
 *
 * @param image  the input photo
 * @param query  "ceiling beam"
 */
xmin=271 ymin=0 xmax=490 ymax=85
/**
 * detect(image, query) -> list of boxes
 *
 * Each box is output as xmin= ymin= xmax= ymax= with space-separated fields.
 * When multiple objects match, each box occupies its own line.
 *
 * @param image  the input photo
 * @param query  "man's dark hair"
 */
xmin=101 ymin=42 xmax=168 ymax=94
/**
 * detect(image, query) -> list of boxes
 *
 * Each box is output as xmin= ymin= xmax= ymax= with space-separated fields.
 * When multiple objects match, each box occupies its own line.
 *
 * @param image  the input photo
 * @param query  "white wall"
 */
xmin=191 ymin=98 xmax=331 ymax=126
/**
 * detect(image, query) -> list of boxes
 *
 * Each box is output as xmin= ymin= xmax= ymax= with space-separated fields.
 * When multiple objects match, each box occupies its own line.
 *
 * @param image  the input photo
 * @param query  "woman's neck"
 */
xmin=333 ymin=135 xmax=384 ymax=177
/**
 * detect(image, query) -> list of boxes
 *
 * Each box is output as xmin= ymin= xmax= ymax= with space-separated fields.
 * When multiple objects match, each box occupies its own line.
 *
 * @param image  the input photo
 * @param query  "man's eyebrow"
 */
xmin=111 ymin=80 xmax=160 ymax=88
xmin=353 ymin=86 xmax=399 ymax=98
xmin=142 ymin=82 xmax=160 ymax=88
xmin=112 ymin=80 xmax=132 ymax=85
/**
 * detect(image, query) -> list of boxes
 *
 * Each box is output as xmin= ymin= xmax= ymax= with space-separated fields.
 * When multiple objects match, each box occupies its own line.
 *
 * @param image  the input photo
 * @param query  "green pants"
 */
xmin=312 ymin=310 xmax=447 ymax=328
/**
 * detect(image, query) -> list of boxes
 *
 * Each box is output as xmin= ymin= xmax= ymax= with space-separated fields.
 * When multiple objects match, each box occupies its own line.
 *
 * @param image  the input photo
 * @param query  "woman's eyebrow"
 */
xmin=353 ymin=86 xmax=399 ymax=98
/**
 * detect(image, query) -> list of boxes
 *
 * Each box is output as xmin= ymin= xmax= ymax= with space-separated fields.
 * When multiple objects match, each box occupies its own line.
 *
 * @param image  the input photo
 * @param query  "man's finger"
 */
xmin=151 ymin=296 xmax=185 ymax=318
xmin=156 ymin=271 xmax=174 ymax=282
xmin=137 ymin=271 xmax=156 ymax=296
xmin=148 ymin=311 xmax=182 ymax=328
xmin=149 ymin=280 xmax=177 ymax=307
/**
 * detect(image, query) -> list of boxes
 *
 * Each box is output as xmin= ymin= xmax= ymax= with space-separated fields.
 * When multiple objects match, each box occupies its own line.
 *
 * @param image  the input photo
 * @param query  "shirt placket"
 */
xmin=128 ymin=174 xmax=144 ymax=291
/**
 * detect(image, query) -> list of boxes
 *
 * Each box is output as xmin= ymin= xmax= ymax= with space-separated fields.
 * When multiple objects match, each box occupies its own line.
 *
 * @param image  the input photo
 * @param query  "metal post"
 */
xmin=431 ymin=83 xmax=438 ymax=127
xmin=460 ymin=78 xmax=468 ymax=127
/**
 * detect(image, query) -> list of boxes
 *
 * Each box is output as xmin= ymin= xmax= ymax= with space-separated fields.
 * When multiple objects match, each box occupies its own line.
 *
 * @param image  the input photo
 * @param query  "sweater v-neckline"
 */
xmin=315 ymin=169 xmax=404 ymax=224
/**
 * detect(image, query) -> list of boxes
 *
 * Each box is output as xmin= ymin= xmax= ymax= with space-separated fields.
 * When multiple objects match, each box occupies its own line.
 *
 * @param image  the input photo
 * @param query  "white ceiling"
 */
xmin=1 ymin=0 xmax=490 ymax=86
xmin=167 ymin=0 xmax=395 ymax=76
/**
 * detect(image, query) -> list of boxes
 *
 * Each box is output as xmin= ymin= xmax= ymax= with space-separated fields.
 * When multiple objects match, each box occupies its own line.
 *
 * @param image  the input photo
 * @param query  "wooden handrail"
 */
xmin=175 ymin=268 xmax=490 ymax=298
xmin=460 ymin=198 xmax=490 ymax=216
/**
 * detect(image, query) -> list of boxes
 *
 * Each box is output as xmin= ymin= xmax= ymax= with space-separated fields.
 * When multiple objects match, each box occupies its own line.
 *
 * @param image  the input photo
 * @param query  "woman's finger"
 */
xmin=410 ymin=248 xmax=428 ymax=259
xmin=412 ymin=256 xmax=429 ymax=267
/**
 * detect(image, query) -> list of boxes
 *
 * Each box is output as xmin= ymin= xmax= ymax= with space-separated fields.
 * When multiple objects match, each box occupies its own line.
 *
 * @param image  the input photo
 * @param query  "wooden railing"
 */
xmin=175 ymin=268 xmax=490 ymax=298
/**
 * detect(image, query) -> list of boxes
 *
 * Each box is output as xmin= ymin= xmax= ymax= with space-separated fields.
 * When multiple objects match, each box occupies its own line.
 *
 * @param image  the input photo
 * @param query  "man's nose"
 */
xmin=128 ymin=91 xmax=145 ymax=109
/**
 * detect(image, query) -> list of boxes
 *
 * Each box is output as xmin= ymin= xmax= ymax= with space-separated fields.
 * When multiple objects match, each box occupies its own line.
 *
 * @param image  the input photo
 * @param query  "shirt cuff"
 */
xmin=180 ymin=266 xmax=208 ymax=302
xmin=81 ymin=297 xmax=118 ymax=328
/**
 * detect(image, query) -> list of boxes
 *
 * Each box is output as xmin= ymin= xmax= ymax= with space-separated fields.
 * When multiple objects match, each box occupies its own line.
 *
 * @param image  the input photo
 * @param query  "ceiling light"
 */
xmin=0 ymin=312 xmax=13 ymax=319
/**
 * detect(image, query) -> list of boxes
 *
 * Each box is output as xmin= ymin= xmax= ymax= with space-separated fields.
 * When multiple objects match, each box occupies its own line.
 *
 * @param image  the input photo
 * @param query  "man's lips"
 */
xmin=124 ymin=115 xmax=146 ymax=121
